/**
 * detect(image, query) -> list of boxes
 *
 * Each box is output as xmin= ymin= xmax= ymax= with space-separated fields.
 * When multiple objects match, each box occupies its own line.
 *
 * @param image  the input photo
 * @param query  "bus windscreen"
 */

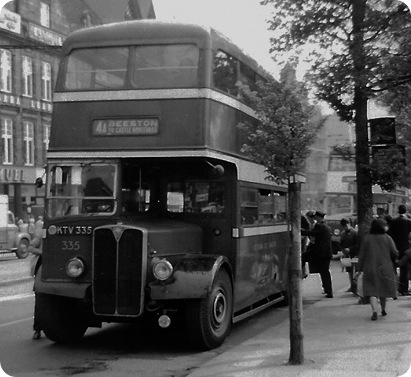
xmin=47 ymin=163 xmax=116 ymax=217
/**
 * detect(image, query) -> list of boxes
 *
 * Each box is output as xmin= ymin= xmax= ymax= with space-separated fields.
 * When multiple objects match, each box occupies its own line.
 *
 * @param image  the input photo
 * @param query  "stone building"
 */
xmin=0 ymin=0 xmax=152 ymax=220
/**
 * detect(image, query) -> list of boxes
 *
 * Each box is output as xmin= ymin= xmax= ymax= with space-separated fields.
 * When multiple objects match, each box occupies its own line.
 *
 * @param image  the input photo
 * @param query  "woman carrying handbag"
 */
xmin=356 ymin=218 xmax=398 ymax=321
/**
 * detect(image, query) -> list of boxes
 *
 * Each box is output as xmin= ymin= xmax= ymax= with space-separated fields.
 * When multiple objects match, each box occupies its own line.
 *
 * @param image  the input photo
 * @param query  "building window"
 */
xmin=0 ymin=49 xmax=12 ymax=93
xmin=41 ymin=62 xmax=52 ymax=101
xmin=23 ymin=121 xmax=35 ymax=166
xmin=1 ymin=118 xmax=13 ymax=165
xmin=22 ymin=56 xmax=33 ymax=97
xmin=40 ymin=2 xmax=50 ymax=28
xmin=43 ymin=123 xmax=50 ymax=150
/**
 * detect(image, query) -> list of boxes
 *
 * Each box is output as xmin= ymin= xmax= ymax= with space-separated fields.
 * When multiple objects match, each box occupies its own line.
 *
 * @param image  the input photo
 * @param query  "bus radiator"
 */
xmin=93 ymin=226 xmax=144 ymax=317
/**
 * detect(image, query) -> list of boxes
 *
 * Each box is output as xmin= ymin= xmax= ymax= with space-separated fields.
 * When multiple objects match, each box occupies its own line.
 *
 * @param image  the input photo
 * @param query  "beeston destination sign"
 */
xmin=92 ymin=118 xmax=159 ymax=136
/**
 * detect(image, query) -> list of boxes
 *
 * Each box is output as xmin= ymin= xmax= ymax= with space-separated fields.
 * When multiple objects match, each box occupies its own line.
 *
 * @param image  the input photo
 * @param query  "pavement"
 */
xmin=186 ymin=287 xmax=411 ymax=377
xmin=3 ymin=259 xmax=411 ymax=377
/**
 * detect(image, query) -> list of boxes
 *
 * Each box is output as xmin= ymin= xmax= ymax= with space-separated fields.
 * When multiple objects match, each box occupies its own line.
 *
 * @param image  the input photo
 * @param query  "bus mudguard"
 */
xmin=149 ymin=254 xmax=232 ymax=300
xmin=34 ymin=267 xmax=90 ymax=299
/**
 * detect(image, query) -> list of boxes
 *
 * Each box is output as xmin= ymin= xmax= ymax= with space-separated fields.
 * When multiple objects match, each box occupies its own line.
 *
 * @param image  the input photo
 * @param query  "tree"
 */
xmin=378 ymin=15 xmax=411 ymax=142
xmin=262 ymin=0 xmax=411 ymax=236
xmin=239 ymin=66 xmax=321 ymax=365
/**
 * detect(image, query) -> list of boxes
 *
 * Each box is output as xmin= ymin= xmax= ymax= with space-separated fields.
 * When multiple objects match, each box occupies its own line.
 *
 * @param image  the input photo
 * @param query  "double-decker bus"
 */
xmin=324 ymin=152 xmax=409 ymax=252
xmin=34 ymin=21 xmax=289 ymax=350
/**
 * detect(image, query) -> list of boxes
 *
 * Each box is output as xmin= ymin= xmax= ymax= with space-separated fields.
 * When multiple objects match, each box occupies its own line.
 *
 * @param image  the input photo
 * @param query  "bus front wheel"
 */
xmin=185 ymin=269 xmax=233 ymax=350
xmin=37 ymin=293 xmax=88 ymax=343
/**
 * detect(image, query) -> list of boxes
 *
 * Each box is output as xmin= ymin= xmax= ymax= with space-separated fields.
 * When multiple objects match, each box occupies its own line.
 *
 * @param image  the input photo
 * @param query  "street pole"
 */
xmin=287 ymin=179 xmax=304 ymax=365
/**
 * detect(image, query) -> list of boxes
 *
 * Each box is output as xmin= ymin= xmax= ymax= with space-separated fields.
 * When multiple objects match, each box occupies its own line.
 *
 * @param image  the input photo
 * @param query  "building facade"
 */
xmin=0 ymin=1 xmax=107 ymax=220
xmin=0 ymin=0 xmax=154 ymax=221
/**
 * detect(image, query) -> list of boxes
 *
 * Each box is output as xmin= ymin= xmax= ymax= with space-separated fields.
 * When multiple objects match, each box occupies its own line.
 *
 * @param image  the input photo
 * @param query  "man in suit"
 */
xmin=302 ymin=210 xmax=334 ymax=298
xmin=388 ymin=204 xmax=411 ymax=295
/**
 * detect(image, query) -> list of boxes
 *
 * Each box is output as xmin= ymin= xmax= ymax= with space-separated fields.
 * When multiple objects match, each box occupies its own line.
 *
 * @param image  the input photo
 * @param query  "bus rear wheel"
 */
xmin=37 ymin=293 xmax=88 ymax=343
xmin=185 ymin=269 xmax=233 ymax=350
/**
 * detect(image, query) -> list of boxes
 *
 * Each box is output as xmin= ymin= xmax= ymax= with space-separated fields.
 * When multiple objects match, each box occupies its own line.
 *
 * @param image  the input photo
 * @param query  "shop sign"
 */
xmin=28 ymin=23 xmax=64 ymax=46
xmin=0 ymin=8 xmax=21 ymax=35
xmin=0 ymin=167 xmax=36 ymax=183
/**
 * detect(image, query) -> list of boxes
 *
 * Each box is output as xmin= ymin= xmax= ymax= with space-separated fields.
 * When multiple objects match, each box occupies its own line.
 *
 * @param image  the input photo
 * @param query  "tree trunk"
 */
xmin=352 ymin=0 xmax=374 ymax=238
xmin=288 ymin=180 xmax=304 ymax=365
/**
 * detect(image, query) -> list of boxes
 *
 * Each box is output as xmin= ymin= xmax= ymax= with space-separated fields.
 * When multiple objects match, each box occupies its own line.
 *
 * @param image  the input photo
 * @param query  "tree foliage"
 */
xmin=238 ymin=69 xmax=320 ymax=183
xmin=238 ymin=64 xmax=321 ymax=366
xmin=264 ymin=0 xmax=411 ymax=121
xmin=262 ymin=0 xmax=411 ymax=231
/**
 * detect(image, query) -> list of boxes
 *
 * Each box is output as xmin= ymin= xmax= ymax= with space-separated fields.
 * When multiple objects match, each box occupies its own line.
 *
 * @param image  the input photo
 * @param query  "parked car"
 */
xmin=0 ymin=195 xmax=31 ymax=259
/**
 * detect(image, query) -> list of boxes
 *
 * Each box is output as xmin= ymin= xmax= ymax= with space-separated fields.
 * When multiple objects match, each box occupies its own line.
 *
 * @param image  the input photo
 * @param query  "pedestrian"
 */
xmin=28 ymin=218 xmax=35 ymax=239
xmin=356 ymin=218 xmax=398 ymax=321
xmin=340 ymin=217 xmax=359 ymax=293
xmin=302 ymin=210 xmax=333 ymax=298
xmin=34 ymin=215 xmax=44 ymax=238
xmin=301 ymin=210 xmax=315 ymax=279
xmin=397 ymin=247 xmax=411 ymax=285
xmin=28 ymin=236 xmax=43 ymax=340
xmin=387 ymin=204 xmax=411 ymax=295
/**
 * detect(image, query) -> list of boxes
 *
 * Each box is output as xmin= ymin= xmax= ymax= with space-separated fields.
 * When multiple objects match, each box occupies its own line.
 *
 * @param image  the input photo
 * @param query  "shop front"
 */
xmin=0 ymin=166 xmax=44 ymax=221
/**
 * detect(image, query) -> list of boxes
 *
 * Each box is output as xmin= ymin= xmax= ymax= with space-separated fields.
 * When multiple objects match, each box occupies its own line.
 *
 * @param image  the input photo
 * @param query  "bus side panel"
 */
xmin=233 ymin=230 xmax=289 ymax=313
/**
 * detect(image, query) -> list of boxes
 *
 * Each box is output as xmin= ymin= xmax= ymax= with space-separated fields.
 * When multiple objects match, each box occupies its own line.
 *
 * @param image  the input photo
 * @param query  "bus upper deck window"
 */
xmin=213 ymin=51 xmax=237 ymax=95
xmin=132 ymin=44 xmax=199 ymax=89
xmin=65 ymin=47 xmax=128 ymax=90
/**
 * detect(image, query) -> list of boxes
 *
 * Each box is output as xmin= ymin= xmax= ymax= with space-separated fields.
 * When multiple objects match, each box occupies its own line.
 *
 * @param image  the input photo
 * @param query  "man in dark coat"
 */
xmin=388 ymin=204 xmax=411 ymax=295
xmin=302 ymin=210 xmax=334 ymax=298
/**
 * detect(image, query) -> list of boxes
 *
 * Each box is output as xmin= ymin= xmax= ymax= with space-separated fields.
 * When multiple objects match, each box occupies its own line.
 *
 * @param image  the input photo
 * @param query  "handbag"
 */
xmin=340 ymin=257 xmax=352 ymax=268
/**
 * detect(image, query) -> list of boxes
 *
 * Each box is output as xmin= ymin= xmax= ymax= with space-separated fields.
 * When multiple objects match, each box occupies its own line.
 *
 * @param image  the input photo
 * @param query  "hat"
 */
xmin=306 ymin=210 xmax=315 ymax=218
xmin=314 ymin=210 xmax=326 ymax=217
xmin=398 ymin=204 xmax=407 ymax=214
xmin=340 ymin=217 xmax=350 ymax=226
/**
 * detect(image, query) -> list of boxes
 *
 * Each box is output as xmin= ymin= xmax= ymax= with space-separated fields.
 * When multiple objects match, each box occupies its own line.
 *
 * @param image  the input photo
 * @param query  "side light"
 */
xmin=153 ymin=259 xmax=173 ymax=281
xmin=66 ymin=257 xmax=85 ymax=278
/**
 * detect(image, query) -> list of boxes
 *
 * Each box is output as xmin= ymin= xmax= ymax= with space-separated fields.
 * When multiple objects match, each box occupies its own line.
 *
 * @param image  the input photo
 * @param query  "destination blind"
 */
xmin=92 ymin=118 xmax=159 ymax=136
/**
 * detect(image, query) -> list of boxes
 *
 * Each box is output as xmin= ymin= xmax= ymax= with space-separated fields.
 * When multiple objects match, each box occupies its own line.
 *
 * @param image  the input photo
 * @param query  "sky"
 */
xmin=0 ymin=0 xmax=410 ymax=114
xmin=154 ymin=0 xmax=278 ymax=76
xmin=1 ymin=0 xmax=410 ymax=80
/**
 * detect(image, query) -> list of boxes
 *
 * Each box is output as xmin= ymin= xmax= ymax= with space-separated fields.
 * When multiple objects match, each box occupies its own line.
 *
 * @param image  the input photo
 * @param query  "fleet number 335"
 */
xmin=62 ymin=241 xmax=81 ymax=251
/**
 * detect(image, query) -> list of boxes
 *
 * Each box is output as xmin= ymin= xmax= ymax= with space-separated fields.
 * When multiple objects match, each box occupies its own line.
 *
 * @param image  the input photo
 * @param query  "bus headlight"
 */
xmin=153 ymin=259 xmax=173 ymax=281
xmin=66 ymin=257 xmax=85 ymax=278
xmin=334 ymin=229 xmax=340 ymax=236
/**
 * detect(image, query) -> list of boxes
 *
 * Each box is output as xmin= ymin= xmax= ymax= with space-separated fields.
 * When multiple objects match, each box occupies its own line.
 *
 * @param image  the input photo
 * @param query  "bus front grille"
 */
xmin=93 ymin=226 xmax=145 ymax=317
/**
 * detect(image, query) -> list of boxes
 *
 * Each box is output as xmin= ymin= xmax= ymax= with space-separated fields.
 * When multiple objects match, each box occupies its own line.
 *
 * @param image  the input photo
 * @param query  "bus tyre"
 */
xmin=37 ymin=293 xmax=88 ymax=343
xmin=185 ymin=269 xmax=233 ymax=350
xmin=15 ymin=238 xmax=30 ymax=259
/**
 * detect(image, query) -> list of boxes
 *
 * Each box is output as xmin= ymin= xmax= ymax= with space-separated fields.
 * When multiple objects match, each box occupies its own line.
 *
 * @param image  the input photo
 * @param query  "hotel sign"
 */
xmin=0 ymin=9 xmax=21 ymax=35
xmin=28 ymin=23 xmax=64 ymax=46
xmin=92 ymin=118 xmax=159 ymax=136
